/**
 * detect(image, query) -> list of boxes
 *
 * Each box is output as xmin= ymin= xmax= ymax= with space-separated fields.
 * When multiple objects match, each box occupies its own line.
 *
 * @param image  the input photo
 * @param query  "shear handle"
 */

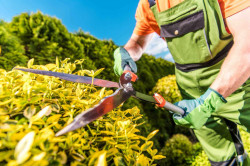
xmin=153 ymin=93 xmax=185 ymax=115
xmin=123 ymin=65 xmax=138 ymax=82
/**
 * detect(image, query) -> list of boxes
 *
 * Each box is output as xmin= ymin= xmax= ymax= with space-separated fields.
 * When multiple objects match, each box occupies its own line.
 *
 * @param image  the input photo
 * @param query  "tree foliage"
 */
xmin=0 ymin=20 xmax=27 ymax=70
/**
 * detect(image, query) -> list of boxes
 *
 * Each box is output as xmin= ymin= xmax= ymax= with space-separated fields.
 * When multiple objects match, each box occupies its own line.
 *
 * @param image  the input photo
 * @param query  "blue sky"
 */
xmin=0 ymin=0 xmax=173 ymax=61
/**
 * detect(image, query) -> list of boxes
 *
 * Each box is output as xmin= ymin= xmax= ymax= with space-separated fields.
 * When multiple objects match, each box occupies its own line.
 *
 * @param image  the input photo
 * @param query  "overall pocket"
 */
xmin=160 ymin=10 xmax=212 ymax=64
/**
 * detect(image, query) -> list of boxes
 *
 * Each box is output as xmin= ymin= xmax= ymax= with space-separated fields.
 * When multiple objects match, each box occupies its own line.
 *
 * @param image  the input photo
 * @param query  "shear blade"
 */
xmin=15 ymin=68 xmax=119 ymax=88
xmin=55 ymin=88 xmax=133 ymax=136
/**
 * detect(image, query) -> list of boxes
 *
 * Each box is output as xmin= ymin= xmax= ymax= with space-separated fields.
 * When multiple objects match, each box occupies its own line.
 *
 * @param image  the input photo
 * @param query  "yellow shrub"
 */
xmin=151 ymin=75 xmax=182 ymax=104
xmin=0 ymin=58 xmax=163 ymax=165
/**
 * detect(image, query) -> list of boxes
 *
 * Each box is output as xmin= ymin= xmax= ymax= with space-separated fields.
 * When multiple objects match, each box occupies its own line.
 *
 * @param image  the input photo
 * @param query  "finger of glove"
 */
xmin=113 ymin=64 xmax=123 ymax=76
xmin=121 ymin=60 xmax=137 ymax=73
xmin=174 ymin=99 xmax=203 ymax=115
xmin=113 ymin=48 xmax=123 ymax=76
xmin=174 ymin=105 xmax=211 ymax=129
xmin=173 ymin=113 xmax=191 ymax=127
xmin=128 ymin=60 xmax=137 ymax=73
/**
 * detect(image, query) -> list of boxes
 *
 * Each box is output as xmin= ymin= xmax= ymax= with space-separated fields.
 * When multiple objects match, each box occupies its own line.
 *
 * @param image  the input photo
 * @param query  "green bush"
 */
xmin=0 ymin=59 xmax=165 ymax=165
xmin=158 ymin=134 xmax=193 ymax=166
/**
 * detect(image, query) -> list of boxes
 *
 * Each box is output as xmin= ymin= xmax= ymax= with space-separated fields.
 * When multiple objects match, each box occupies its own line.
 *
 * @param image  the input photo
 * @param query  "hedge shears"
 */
xmin=15 ymin=67 xmax=184 ymax=136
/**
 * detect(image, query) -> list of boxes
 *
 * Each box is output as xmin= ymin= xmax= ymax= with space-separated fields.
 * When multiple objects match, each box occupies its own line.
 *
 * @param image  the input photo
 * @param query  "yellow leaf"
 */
xmin=0 ymin=150 xmax=13 ymax=162
xmin=141 ymin=141 xmax=153 ymax=152
xmin=46 ymin=114 xmax=62 ymax=124
xmin=99 ymin=87 xmax=106 ymax=98
xmin=74 ymin=59 xmax=85 ymax=65
xmin=131 ymin=144 xmax=140 ymax=151
xmin=0 ymin=98 xmax=13 ymax=106
xmin=14 ymin=131 xmax=35 ymax=164
xmin=136 ymin=154 xmax=150 ymax=166
xmin=45 ymin=64 xmax=57 ymax=70
xmin=32 ymin=152 xmax=46 ymax=161
xmin=106 ymin=148 xmax=119 ymax=158
xmin=93 ymin=68 xmax=105 ymax=77
xmin=71 ymin=151 xmax=85 ymax=162
xmin=117 ymin=120 xmax=130 ymax=130
xmin=27 ymin=59 xmax=34 ymax=68
xmin=146 ymin=130 xmax=159 ymax=140
xmin=0 ymin=45 xmax=1 ymax=55
xmin=56 ymin=57 xmax=60 ymax=68
xmin=114 ymin=156 xmax=126 ymax=166
xmin=23 ymin=105 xmax=36 ymax=119
xmin=153 ymin=155 xmax=166 ymax=160
xmin=116 ymin=144 xmax=127 ymax=150
xmin=57 ymin=151 xmax=67 ymax=164
xmin=96 ymin=151 xmax=107 ymax=166
xmin=31 ymin=106 xmax=51 ymax=122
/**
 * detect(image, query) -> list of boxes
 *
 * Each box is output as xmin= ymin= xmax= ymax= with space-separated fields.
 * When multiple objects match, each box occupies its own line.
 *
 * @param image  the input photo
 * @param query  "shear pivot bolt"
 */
xmin=174 ymin=30 xmax=179 ymax=35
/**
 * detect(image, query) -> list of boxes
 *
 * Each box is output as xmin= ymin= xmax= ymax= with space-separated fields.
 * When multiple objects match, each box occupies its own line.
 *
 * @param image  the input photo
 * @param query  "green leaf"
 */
xmin=146 ymin=129 xmax=159 ymax=140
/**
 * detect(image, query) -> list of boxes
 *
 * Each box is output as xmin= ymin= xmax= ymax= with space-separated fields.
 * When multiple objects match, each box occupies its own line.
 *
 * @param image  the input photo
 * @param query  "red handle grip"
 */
xmin=123 ymin=70 xmax=138 ymax=82
xmin=153 ymin=93 xmax=166 ymax=107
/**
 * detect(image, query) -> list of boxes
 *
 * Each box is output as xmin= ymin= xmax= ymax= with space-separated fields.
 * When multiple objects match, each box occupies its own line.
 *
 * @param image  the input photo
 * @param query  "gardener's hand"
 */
xmin=113 ymin=47 xmax=137 ymax=76
xmin=173 ymin=88 xmax=227 ymax=129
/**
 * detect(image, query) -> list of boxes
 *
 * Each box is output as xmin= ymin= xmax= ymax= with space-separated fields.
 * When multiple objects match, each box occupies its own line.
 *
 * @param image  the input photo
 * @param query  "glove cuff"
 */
xmin=208 ymin=88 xmax=227 ymax=103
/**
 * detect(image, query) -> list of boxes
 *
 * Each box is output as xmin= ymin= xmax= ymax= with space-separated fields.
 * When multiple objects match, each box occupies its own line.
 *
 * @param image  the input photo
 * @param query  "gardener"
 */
xmin=113 ymin=0 xmax=250 ymax=165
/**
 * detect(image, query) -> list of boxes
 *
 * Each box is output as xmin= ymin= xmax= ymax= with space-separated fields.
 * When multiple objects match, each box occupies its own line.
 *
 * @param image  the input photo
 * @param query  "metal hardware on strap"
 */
xmin=224 ymin=118 xmax=246 ymax=165
xmin=237 ymin=151 xmax=248 ymax=163
xmin=175 ymin=41 xmax=234 ymax=72
xmin=148 ymin=0 xmax=156 ymax=7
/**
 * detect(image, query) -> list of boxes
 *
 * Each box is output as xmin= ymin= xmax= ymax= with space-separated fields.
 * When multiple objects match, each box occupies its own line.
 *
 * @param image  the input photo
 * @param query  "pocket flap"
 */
xmin=160 ymin=10 xmax=204 ymax=38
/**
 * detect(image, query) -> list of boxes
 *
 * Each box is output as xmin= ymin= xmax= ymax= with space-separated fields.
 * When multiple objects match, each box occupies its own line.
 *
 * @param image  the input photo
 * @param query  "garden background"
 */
xmin=0 ymin=12 xmax=249 ymax=166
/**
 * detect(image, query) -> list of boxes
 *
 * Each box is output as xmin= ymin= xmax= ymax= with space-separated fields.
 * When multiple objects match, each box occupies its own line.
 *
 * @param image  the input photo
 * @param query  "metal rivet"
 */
xmin=174 ymin=30 xmax=179 ymax=35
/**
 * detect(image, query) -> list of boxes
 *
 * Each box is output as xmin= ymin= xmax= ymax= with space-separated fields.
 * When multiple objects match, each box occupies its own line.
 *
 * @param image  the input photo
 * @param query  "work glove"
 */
xmin=173 ymin=88 xmax=227 ymax=129
xmin=113 ymin=47 xmax=137 ymax=76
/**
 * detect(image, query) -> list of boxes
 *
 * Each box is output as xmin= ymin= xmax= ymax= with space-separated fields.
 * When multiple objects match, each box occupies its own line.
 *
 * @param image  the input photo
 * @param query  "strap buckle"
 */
xmin=236 ymin=151 xmax=248 ymax=164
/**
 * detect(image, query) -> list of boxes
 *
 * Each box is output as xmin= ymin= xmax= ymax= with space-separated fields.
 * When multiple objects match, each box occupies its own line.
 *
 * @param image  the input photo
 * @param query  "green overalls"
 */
xmin=147 ymin=0 xmax=250 ymax=165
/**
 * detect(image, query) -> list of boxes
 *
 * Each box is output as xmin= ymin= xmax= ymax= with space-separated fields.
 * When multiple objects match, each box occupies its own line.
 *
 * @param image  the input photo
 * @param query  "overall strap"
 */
xmin=224 ymin=119 xmax=248 ymax=164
